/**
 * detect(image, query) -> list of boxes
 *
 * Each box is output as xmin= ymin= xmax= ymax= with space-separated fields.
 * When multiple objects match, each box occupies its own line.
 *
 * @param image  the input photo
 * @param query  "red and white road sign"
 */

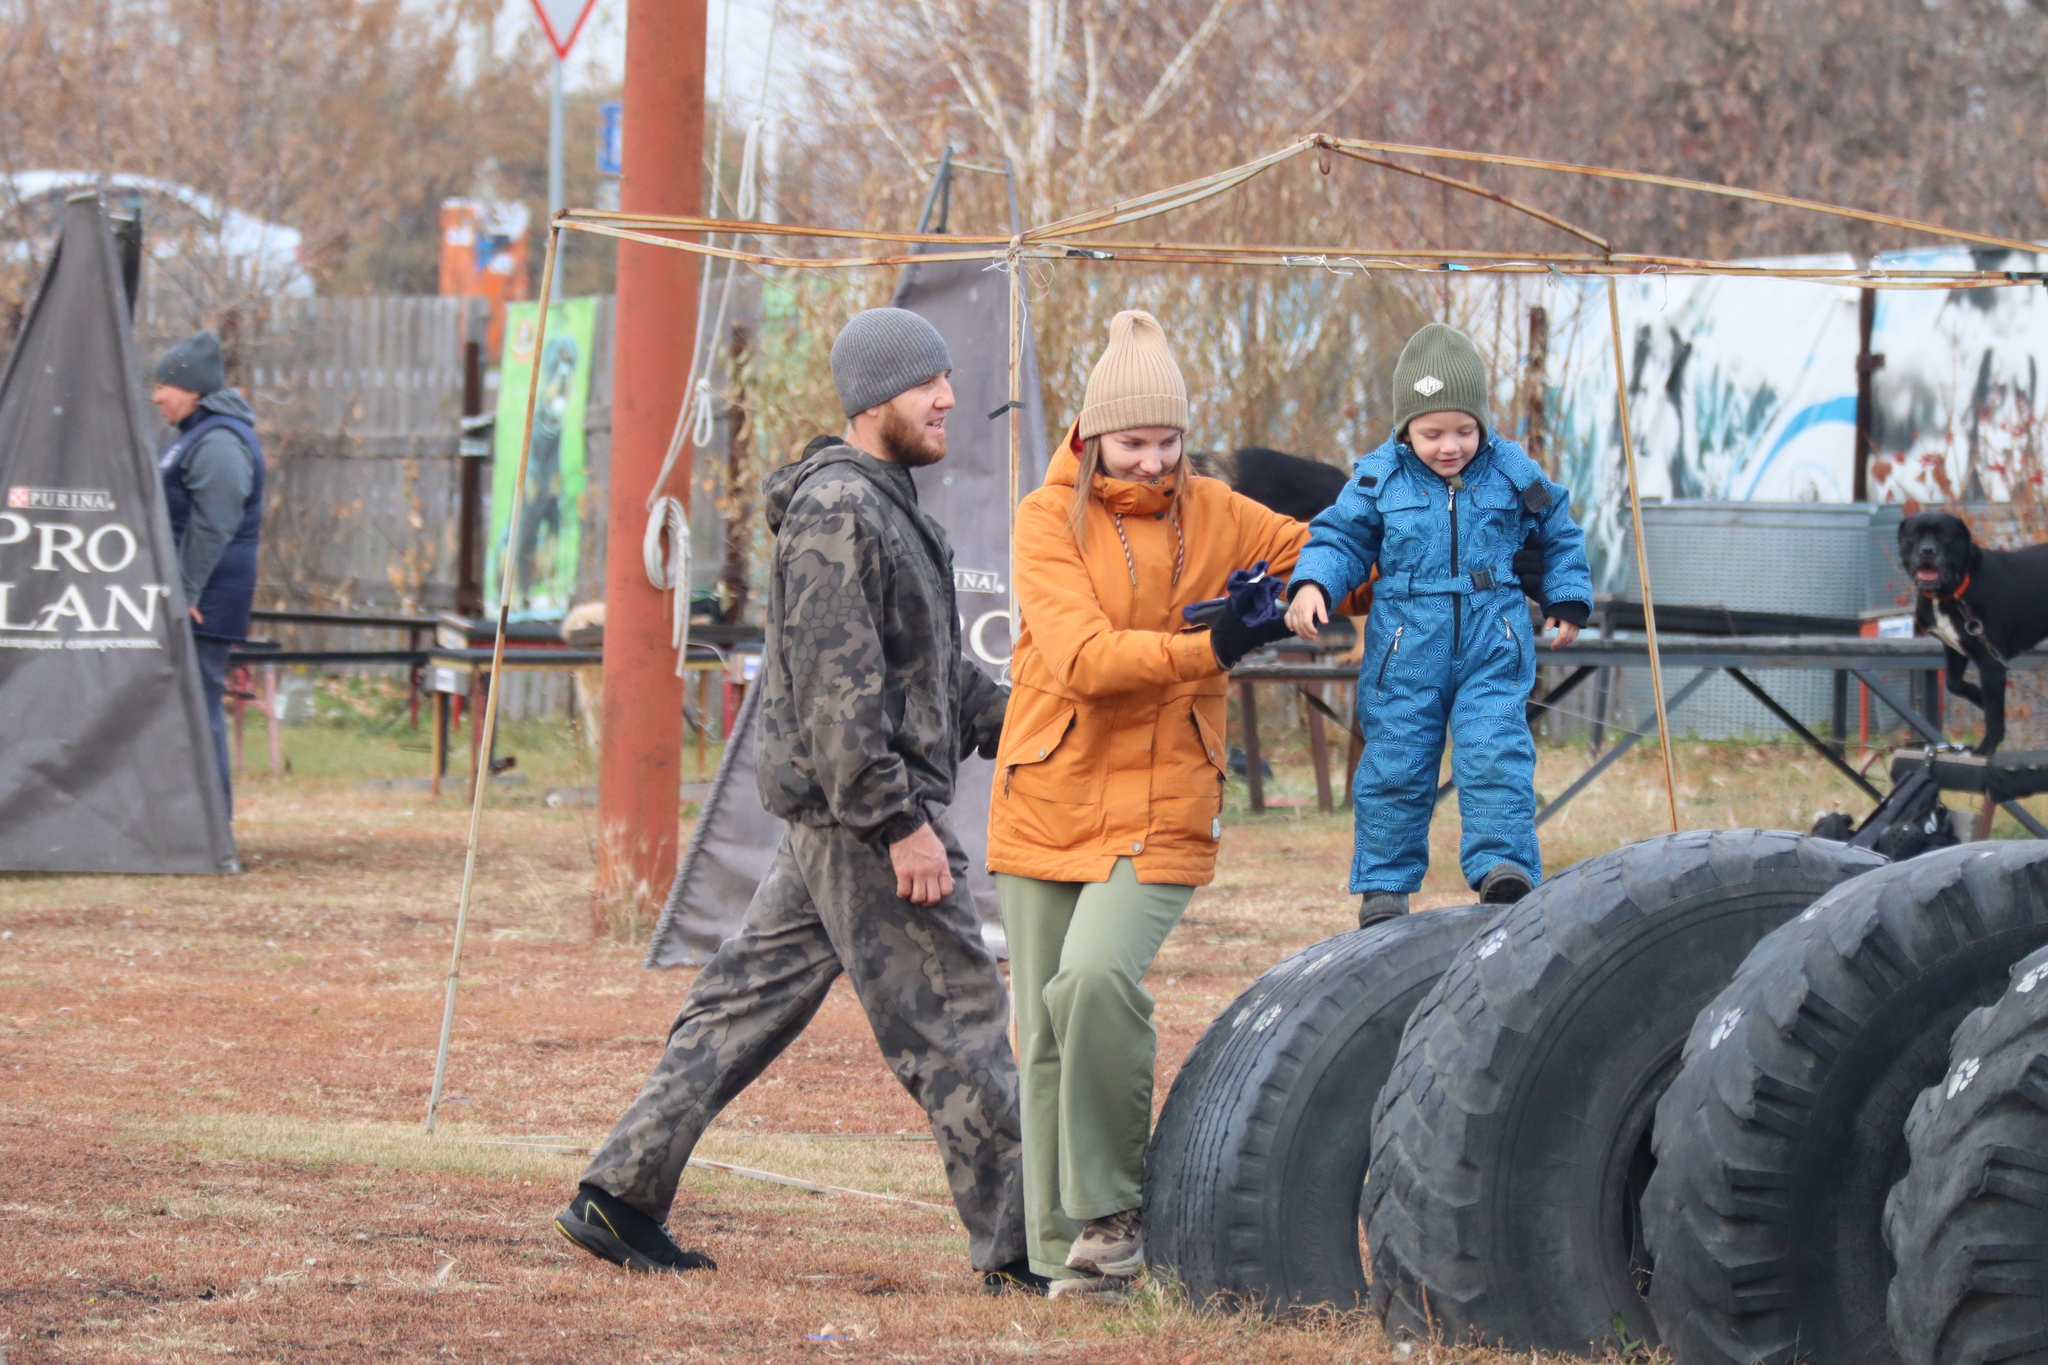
xmin=530 ymin=0 xmax=599 ymax=60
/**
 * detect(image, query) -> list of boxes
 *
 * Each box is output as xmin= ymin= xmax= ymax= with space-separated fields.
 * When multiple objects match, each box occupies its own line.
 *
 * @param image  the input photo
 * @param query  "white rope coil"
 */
xmin=643 ymin=495 xmax=692 ymax=677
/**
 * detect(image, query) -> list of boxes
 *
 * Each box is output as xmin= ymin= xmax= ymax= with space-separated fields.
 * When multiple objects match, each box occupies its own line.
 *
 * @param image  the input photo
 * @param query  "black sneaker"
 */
xmin=1357 ymin=891 xmax=1410 ymax=928
xmin=553 ymin=1184 xmax=715 ymax=1273
xmin=1478 ymin=864 xmax=1533 ymax=905
xmin=981 ymin=1259 xmax=1052 ymax=1296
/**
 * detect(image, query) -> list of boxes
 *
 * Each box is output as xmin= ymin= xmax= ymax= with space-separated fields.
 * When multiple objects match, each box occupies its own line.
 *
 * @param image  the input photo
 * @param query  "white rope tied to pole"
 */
xmin=676 ymin=2 xmax=780 ymax=454
xmin=426 ymin=224 xmax=563 ymax=1135
xmin=734 ymin=119 xmax=763 ymax=222
xmin=689 ymin=375 xmax=717 ymax=448
xmin=643 ymin=494 xmax=692 ymax=677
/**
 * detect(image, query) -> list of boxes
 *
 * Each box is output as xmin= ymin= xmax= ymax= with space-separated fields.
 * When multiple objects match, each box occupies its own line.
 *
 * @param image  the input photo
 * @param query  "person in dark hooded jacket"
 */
xmin=556 ymin=308 xmax=1034 ymax=1293
xmin=151 ymin=330 xmax=264 ymax=816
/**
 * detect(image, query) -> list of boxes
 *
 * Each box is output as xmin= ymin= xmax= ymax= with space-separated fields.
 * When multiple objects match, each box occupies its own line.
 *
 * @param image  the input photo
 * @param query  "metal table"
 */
xmin=1231 ymin=636 xmax=2048 ymax=832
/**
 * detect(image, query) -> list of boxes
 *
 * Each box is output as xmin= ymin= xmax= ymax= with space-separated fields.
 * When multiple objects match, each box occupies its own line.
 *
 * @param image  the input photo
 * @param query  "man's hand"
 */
xmin=1284 ymin=583 xmax=1329 ymax=641
xmin=188 ymin=606 xmax=204 ymax=624
xmin=1546 ymin=617 xmax=1581 ymax=649
xmin=890 ymin=823 xmax=953 ymax=906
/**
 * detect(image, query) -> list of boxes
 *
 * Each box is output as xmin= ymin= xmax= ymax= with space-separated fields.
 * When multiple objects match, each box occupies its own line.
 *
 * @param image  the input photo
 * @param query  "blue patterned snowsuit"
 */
xmin=1291 ymin=433 xmax=1592 ymax=894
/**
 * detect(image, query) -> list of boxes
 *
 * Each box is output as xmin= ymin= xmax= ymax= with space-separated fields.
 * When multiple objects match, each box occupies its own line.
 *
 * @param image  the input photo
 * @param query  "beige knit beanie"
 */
xmin=1077 ymin=310 xmax=1189 ymax=439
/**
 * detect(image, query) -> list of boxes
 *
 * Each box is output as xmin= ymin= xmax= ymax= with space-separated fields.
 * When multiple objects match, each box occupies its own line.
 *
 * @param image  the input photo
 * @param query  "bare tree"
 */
xmin=764 ymin=0 xmax=2048 ymax=460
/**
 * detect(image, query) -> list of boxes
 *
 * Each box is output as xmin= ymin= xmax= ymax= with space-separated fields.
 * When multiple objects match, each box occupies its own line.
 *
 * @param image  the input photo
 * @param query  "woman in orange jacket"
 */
xmin=990 ymin=310 xmax=1367 ymax=1295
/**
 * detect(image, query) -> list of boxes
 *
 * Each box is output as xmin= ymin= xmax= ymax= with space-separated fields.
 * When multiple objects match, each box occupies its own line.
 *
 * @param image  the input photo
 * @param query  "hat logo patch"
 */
xmin=1413 ymin=375 xmax=1445 ymax=397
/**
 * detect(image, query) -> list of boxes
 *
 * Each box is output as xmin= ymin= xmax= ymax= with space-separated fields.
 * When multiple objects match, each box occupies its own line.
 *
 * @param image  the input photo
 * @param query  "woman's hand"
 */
xmin=1546 ymin=617 xmax=1581 ymax=650
xmin=1285 ymin=584 xmax=1329 ymax=641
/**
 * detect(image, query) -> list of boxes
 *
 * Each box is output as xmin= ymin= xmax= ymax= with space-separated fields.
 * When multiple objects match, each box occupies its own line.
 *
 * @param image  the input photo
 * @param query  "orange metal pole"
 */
xmin=597 ymin=0 xmax=705 ymax=911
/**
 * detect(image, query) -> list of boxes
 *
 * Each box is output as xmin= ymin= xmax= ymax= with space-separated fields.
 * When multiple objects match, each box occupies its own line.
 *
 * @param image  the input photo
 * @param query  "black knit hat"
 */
xmin=154 ymin=330 xmax=226 ymax=396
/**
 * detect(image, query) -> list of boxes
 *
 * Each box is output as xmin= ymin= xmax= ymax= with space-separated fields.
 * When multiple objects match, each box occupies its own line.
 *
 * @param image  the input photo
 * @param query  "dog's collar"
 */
xmin=1918 ymin=571 xmax=1971 ymax=602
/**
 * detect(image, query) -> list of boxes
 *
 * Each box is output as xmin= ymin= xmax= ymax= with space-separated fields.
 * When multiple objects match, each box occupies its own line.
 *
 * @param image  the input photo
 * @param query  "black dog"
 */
xmin=1897 ymin=510 xmax=2048 ymax=754
xmin=1226 ymin=446 xmax=1350 ymax=522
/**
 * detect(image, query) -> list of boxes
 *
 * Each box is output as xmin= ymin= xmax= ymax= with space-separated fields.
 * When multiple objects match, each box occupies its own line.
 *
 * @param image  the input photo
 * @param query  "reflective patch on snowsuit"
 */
xmin=1292 ymin=434 xmax=1592 ymax=893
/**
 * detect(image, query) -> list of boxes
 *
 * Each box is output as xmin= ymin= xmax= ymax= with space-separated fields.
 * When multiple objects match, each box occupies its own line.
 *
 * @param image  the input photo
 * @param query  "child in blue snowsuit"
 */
xmin=1285 ymin=323 xmax=1593 ymax=924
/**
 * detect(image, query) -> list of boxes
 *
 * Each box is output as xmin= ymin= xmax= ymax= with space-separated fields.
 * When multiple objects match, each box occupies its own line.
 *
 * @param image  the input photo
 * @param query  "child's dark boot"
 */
xmin=1478 ymin=864 xmax=1533 ymax=904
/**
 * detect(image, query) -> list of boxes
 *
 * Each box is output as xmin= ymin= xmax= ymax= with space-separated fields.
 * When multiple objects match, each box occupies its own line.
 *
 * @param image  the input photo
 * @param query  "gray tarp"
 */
xmin=0 ymin=195 xmax=238 ymax=873
xmin=645 ymin=251 xmax=1047 ymax=966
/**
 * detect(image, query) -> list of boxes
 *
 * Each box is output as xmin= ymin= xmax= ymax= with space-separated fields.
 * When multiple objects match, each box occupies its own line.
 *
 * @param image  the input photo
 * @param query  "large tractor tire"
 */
xmin=1143 ymin=903 xmax=1499 ymax=1311
xmin=1365 ymin=830 xmax=1886 ymax=1354
xmin=1886 ymin=942 xmax=2048 ymax=1365
xmin=1646 ymin=842 xmax=2048 ymax=1365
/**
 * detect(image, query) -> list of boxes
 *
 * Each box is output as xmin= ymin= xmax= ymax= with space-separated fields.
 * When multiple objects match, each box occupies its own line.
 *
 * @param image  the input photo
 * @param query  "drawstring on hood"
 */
xmin=1048 ymin=425 xmax=1188 ymax=588
xmin=1105 ymin=479 xmax=1186 ymax=587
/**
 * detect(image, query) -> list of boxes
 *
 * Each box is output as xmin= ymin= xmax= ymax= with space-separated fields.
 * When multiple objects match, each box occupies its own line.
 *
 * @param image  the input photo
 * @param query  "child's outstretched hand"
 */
xmin=1545 ymin=617 xmax=1581 ymax=649
xmin=1285 ymin=583 xmax=1328 ymax=640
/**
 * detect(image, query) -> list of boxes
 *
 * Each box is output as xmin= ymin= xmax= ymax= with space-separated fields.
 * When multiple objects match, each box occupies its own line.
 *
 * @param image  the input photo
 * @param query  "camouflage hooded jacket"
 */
xmin=754 ymin=438 xmax=1008 ymax=848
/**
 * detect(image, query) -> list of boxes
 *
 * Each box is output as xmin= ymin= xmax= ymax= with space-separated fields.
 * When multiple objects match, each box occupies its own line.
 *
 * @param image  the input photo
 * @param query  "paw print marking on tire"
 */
xmin=1708 ymin=1007 xmax=1743 ymax=1050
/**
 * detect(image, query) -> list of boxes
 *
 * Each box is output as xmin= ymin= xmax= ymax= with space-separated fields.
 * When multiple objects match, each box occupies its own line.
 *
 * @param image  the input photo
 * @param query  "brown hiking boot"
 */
xmin=1064 ymin=1208 xmax=1144 ymax=1277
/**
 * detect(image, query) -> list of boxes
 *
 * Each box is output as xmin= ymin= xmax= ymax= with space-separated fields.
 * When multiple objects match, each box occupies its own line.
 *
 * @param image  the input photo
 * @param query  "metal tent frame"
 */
xmin=424 ymin=131 xmax=2046 ymax=1129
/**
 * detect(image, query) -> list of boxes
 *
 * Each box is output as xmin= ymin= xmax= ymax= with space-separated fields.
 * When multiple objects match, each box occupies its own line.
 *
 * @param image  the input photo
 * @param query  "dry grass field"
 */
xmin=4 ymin=705 xmax=2036 ymax=1364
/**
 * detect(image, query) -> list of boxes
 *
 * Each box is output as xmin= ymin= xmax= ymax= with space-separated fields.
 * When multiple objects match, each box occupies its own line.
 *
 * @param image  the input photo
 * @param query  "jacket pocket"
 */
xmin=1000 ymin=704 xmax=1084 ymax=802
xmin=1497 ymin=609 xmax=1536 ymax=683
xmin=1190 ymin=703 xmax=1228 ymax=779
xmin=1148 ymin=698 xmax=1227 ymax=846
xmin=1371 ymin=624 xmax=1404 ymax=697
xmin=1192 ymin=701 xmax=1228 ymax=839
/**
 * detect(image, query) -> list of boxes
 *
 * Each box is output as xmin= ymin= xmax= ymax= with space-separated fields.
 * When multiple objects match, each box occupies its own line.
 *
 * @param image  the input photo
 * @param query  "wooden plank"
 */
xmin=1305 ymin=684 xmax=1333 ymax=813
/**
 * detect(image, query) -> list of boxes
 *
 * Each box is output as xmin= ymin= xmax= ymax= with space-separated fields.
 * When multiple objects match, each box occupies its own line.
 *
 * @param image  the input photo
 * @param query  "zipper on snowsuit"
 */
xmin=1448 ymin=479 xmax=1461 ymax=655
xmin=1374 ymin=625 xmax=1403 ymax=691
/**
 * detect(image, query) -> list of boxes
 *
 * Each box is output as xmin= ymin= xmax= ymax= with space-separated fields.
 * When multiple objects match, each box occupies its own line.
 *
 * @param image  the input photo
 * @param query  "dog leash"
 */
xmin=1923 ymin=572 xmax=2007 ymax=663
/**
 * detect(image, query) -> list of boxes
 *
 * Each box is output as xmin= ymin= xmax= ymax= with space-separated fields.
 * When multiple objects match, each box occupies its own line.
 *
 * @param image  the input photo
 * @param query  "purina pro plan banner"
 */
xmin=0 ymin=194 xmax=238 ymax=872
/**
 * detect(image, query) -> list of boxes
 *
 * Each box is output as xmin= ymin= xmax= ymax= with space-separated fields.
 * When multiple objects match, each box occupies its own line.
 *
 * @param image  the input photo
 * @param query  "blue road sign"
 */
xmin=597 ymin=101 xmax=623 ymax=177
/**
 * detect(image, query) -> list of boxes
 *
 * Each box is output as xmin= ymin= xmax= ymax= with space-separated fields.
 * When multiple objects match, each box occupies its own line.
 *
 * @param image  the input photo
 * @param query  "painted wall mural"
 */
xmin=1528 ymin=250 xmax=2048 ymax=589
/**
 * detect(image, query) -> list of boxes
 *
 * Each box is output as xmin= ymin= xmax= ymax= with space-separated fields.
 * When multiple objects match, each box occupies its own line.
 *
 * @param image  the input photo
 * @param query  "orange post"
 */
xmin=597 ymin=0 xmax=706 ymax=911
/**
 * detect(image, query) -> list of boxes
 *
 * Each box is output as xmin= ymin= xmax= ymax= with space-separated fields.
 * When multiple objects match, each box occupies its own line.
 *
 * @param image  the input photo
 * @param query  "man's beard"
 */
xmin=878 ymin=403 xmax=947 ymax=468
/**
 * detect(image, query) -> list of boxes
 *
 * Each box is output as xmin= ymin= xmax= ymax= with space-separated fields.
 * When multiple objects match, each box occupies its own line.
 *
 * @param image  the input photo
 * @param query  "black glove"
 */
xmin=1513 ymin=532 xmax=1545 ymax=603
xmin=1183 ymin=561 xmax=1287 ymax=630
xmin=1210 ymin=610 xmax=1294 ymax=670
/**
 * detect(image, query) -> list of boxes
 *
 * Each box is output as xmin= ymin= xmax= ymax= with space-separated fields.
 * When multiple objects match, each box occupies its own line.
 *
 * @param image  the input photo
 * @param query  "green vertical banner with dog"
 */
xmin=487 ymin=297 xmax=596 ymax=621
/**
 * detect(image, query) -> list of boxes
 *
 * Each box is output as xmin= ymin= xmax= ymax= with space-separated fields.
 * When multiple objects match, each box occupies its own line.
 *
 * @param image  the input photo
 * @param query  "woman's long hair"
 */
xmin=1067 ymin=435 xmax=1105 ymax=544
xmin=1067 ymin=432 xmax=1189 ymax=584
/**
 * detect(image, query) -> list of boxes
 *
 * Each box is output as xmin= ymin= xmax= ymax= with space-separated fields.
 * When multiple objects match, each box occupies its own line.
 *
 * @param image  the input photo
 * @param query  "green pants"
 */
xmin=997 ymin=859 xmax=1193 ymax=1279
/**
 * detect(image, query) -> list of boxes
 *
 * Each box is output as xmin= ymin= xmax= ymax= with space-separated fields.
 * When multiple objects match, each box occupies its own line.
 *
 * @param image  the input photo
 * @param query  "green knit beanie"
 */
xmin=1391 ymin=322 xmax=1489 ymax=439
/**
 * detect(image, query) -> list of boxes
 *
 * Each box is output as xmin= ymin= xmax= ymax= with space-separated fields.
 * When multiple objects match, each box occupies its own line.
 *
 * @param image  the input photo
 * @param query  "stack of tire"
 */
xmin=1145 ymin=830 xmax=2048 ymax=1364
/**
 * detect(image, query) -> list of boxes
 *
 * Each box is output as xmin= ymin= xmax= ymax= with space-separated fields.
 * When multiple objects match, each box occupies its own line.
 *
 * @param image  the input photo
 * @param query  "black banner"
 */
xmin=0 ymin=195 xmax=238 ymax=872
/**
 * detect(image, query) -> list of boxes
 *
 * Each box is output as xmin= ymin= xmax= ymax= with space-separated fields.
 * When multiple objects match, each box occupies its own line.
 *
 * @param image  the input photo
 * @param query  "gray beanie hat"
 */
xmin=1391 ymin=322 xmax=1489 ymax=439
xmin=154 ymin=330 xmax=226 ymax=396
xmin=830 ymin=308 xmax=952 ymax=416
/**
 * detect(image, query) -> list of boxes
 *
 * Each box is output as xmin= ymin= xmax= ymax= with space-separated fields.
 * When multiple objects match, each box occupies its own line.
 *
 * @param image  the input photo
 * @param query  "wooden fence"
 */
xmin=137 ymin=294 xmax=620 ymax=720
xmin=140 ymin=293 xmax=616 ymax=627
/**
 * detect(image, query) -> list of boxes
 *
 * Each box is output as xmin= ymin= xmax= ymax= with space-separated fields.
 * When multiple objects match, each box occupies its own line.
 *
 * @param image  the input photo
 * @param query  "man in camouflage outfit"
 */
xmin=556 ymin=308 xmax=1036 ymax=1291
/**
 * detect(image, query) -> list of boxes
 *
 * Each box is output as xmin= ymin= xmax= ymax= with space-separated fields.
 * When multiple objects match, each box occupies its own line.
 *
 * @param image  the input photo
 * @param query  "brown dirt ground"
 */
xmin=3 ymin=733 xmax=2017 ymax=1364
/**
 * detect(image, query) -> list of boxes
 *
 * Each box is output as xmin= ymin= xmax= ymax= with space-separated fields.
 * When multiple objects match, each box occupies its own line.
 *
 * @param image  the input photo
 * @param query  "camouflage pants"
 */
xmin=580 ymin=813 xmax=1027 ymax=1271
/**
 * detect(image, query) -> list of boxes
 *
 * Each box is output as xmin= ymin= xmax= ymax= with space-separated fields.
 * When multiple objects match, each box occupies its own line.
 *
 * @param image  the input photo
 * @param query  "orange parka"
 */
xmin=988 ymin=428 xmax=1370 ymax=887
